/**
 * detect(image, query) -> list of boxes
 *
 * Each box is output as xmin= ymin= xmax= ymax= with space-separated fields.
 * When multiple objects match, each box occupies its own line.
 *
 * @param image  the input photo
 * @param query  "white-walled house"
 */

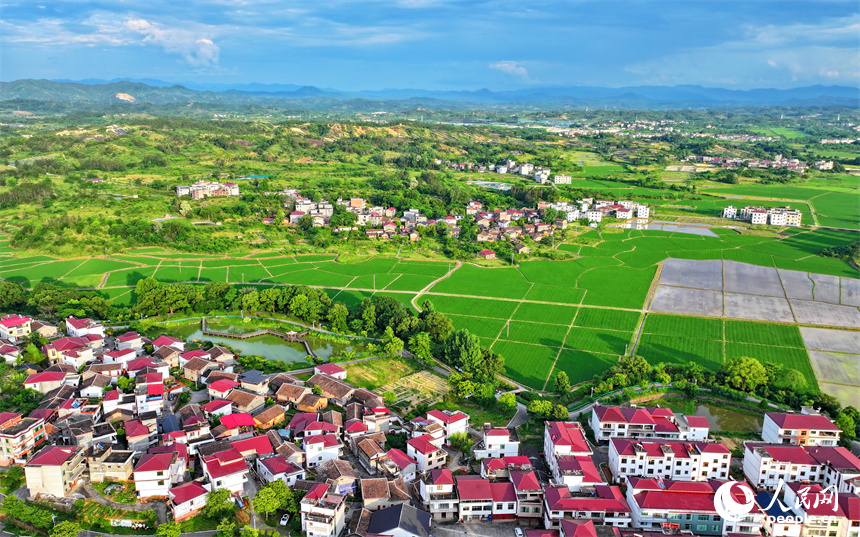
xmin=608 ymin=438 xmax=730 ymax=483
xmin=473 ymin=426 xmax=520 ymax=460
xmin=406 ymin=435 xmax=447 ymax=472
xmin=301 ymin=483 xmax=347 ymax=537
xmin=65 ymin=316 xmax=104 ymax=338
xmin=544 ymin=422 xmax=593 ymax=483
xmin=743 ymin=443 xmax=860 ymax=493
xmin=257 ymin=455 xmax=305 ymax=486
xmin=133 ymin=452 xmax=184 ymax=499
xmin=418 ymin=469 xmax=458 ymax=521
xmin=201 ymin=448 xmax=248 ymax=493
xmin=426 ymin=409 xmax=469 ymax=440
xmin=590 ymin=404 xmax=710 ymax=444
xmin=169 ymin=480 xmax=209 ymax=521
xmin=761 ymin=412 xmax=840 ymax=446
xmin=304 ymin=434 xmax=342 ymax=469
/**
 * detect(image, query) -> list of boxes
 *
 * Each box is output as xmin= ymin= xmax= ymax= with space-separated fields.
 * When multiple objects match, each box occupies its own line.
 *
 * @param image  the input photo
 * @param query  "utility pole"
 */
xmin=511 ymin=253 xmax=514 ymax=266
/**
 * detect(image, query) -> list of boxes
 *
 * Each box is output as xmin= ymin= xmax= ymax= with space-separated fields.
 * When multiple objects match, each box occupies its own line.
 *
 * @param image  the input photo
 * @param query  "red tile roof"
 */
xmin=315 ymin=363 xmax=346 ymax=375
xmin=152 ymin=335 xmax=183 ymax=348
xmin=386 ymin=448 xmax=416 ymax=470
xmin=201 ymin=399 xmax=232 ymax=413
xmin=260 ymin=455 xmax=301 ymax=476
xmin=456 ymin=476 xmax=493 ymax=500
xmin=220 ymin=412 xmax=255 ymax=429
xmin=427 ymin=409 xmax=468 ymax=425
xmin=135 ymin=453 xmax=175 ymax=473
xmin=546 ymin=422 xmax=591 ymax=453
xmin=429 ymin=469 xmax=454 ymax=485
xmin=557 ymin=455 xmax=602 ymax=483
xmin=208 ymin=379 xmax=240 ymax=393
xmin=0 ymin=315 xmax=30 ymax=328
xmin=407 ymin=435 xmax=440 ymax=455
xmin=26 ymin=446 xmax=78 ymax=467
xmin=544 ymin=485 xmax=629 ymax=513
xmin=125 ymin=420 xmax=151 ymax=438
xmin=25 ymin=371 xmax=66 ymax=385
xmin=510 ymin=470 xmax=540 ymax=491
xmin=170 ymin=481 xmax=208 ymax=505
xmin=232 ymin=435 xmax=273 ymax=456
xmin=561 ymin=520 xmax=597 ymax=537
xmin=490 ymin=481 xmax=516 ymax=502
xmin=305 ymin=434 xmax=340 ymax=448
xmin=766 ymin=412 xmax=840 ymax=431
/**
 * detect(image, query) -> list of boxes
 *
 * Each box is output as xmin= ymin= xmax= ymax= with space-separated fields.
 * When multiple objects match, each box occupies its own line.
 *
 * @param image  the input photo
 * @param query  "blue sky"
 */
xmin=2 ymin=0 xmax=858 ymax=90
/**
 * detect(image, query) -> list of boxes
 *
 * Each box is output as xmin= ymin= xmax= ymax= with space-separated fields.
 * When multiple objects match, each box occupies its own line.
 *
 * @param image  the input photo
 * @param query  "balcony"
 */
xmin=305 ymin=514 xmax=333 ymax=524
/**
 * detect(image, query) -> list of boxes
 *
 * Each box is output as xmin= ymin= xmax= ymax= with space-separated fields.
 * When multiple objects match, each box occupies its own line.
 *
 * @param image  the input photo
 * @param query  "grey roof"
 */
xmin=367 ymin=504 xmax=431 ymax=537
xmin=239 ymin=370 xmax=269 ymax=385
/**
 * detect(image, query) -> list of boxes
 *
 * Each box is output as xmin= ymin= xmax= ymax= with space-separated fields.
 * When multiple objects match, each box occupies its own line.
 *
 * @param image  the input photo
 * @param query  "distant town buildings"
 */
xmin=722 ymin=205 xmax=803 ymax=227
xmin=176 ymin=181 xmax=240 ymax=199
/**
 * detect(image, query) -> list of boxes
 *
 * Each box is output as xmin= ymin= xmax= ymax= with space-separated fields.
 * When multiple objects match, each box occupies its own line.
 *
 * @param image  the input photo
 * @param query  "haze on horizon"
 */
xmin=2 ymin=0 xmax=858 ymax=92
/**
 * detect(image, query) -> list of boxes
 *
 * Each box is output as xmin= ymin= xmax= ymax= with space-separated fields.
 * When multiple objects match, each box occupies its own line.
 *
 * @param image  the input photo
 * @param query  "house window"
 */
xmin=532 ymin=508 xmax=539 ymax=513
xmin=157 ymin=471 xmax=164 ymax=476
xmin=157 ymin=480 xmax=164 ymax=486
xmin=507 ymin=503 xmax=514 ymax=509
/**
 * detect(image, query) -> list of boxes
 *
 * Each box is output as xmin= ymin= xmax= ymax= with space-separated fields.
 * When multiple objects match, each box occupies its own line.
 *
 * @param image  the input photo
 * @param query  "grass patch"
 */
xmin=344 ymin=357 xmax=422 ymax=391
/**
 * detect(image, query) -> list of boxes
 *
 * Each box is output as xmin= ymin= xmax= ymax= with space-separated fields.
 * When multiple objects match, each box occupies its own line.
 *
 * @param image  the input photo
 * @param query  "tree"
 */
xmin=23 ymin=343 xmax=44 ymax=365
xmin=554 ymin=371 xmax=571 ymax=395
xmin=50 ymin=522 xmax=82 ymax=537
xmin=178 ymin=200 xmax=192 ymax=217
xmin=239 ymin=528 xmax=260 ymax=537
xmin=216 ymin=517 xmax=236 ymax=537
xmin=613 ymin=355 xmax=651 ymax=385
xmin=205 ymin=488 xmax=236 ymax=518
xmin=498 ymin=392 xmax=516 ymax=412
xmin=157 ymin=522 xmax=182 ymax=537
xmin=422 ymin=311 xmax=454 ymax=342
xmin=774 ymin=368 xmax=807 ymax=391
xmin=327 ymin=303 xmax=349 ymax=332
xmin=267 ymin=480 xmax=297 ymax=513
xmin=527 ymin=399 xmax=553 ymax=420
xmin=265 ymin=480 xmax=297 ymax=513
xmin=253 ymin=486 xmax=280 ymax=517
xmin=0 ymin=282 xmax=25 ymax=309
xmin=312 ymin=385 xmax=323 ymax=396
xmin=552 ymin=404 xmax=569 ymax=421
xmin=441 ymin=329 xmax=482 ymax=373
xmin=835 ymin=411 xmax=856 ymax=442
xmin=381 ymin=326 xmax=404 ymax=357
xmin=407 ymin=332 xmax=432 ymax=363
xmin=449 ymin=431 xmax=472 ymax=455
xmin=721 ymin=356 xmax=768 ymax=392
xmin=384 ymin=390 xmax=397 ymax=405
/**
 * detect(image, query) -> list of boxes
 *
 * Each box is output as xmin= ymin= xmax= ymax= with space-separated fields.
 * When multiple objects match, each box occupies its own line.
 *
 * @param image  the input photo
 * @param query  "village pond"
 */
xmin=652 ymin=397 xmax=764 ymax=432
xmin=163 ymin=320 xmax=359 ymax=363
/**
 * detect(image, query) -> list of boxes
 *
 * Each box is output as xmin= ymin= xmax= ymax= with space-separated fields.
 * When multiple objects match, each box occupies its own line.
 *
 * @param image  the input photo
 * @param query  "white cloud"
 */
xmin=623 ymin=14 xmax=860 ymax=88
xmin=490 ymin=60 xmax=531 ymax=81
xmin=125 ymin=19 xmax=220 ymax=67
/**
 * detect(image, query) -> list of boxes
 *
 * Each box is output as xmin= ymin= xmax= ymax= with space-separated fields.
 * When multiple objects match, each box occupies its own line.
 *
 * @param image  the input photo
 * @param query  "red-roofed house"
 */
xmin=220 ymin=412 xmax=255 ymax=430
xmin=102 ymin=348 xmax=137 ymax=367
xmin=0 ymin=315 xmax=31 ymax=343
xmin=135 ymin=382 xmax=164 ymax=416
xmin=383 ymin=448 xmax=418 ymax=482
xmin=169 ymin=480 xmax=210 ymax=521
xmin=511 ymin=470 xmax=543 ymax=521
xmin=152 ymin=335 xmax=185 ymax=352
xmin=65 ymin=316 xmax=104 ymax=338
xmin=478 ymin=249 xmax=496 ymax=260
xmin=456 ymin=476 xmax=493 ymax=520
xmin=207 ymin=379 xmax=239 ymax=399
xmin=474 ymin=426 xmax=520 ymax=460
xmin=426 ymin=409 xmax=469 ymax=440
xmin=626 ymin=478 xmax=762 ymax=533
xmin=590 ymin=404 xmax=710 ymax=444
xmin=490 ymin=481 xmax=518 ymax=519
xmin=314 ymin=363 xmax=347 ymax=380
xmin=201 ymin=399 xmax=233 ymax=417
xmin=43 ymin=336 xmax=99 ymax=368
xmin=545 ymin=422 xmax=593 ymax=484
xmin=125 ymin=419 xmax=157 ymax=453
xmin=24 ymin=446 xmax=86 ymax=498
xmin=407 ymin=434 xmax=447 ymax=472
xmin=543 ymin=484 xmax=631 ymax=528
xmin=24 ymin=371 xmax=68 ymax=394
xmin=419 ymin=469 xmax=458 ymax=520
xmin=553 ymin=455 xmax=603 ymax=492
xmin=231 ymin=435 xmax=273 ymax=461
xmin=744 ymin=443 xmax=860 ymax=493
xmin=115 ymin=331 xmax=145 ymax=355
xmin=762 ymin=412 xmax=841 ymax=446
xmin=201 ymin=448 xmax=248 ymax=493
xmin=609 ymin=438 xmax=730 ymax=483
xmin=300 ymin=483 xmax=347 ymax=537
xmin=133 ymin=452 xmax=184 ymax=499
xmin=257 ymin=454 xmax=305 ymax=486
xmin=304 ymin=434 xmax=342 ymax=468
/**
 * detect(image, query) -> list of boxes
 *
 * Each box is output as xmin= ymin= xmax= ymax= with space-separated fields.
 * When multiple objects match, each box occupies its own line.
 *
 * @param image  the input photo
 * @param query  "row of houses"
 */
xmin=721 ymin=205 xmax=803 ymax=227
xmin=175 ymin=180 xmax=240 ymax=199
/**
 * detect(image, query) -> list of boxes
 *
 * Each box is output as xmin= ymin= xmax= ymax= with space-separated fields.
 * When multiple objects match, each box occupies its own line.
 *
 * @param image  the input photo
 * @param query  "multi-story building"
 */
xmin=590 ymin=405 xmax=710 ymax=444
xmin=175 ymin=180 xmax=240 ymax=199
xmin=304 ymin=434 xmax=342 ymax=469
xmin=722 ymin=206 xmax=738 ymax=219
xmin=636 ymin=205 xmax=650 ymax=219
xmin=762 ymin=412 xmax=840 ymax=446
xmin=133 ymin=452 xmax=184 ymax=499
xmin=301 ymin=483 xmax=347 ymax=537
xmin=0 ymin=315 xmax=31 ymax=343
xmin=473 ymin=426 xmax=520 ymax=460
xmin=543 ymin=485 xmax=631 ymax=528
xmin=551 ymin=455 xmax=603 ymax=492
xmin=545 ymin=422 xmax=593 ymax=483
xmin=0 ymin=412 xmax=47 ymax=465
xmin=426 ymin=409 xmax=469 ymax=440
xmin=201 ymin=448 xmax=248 ymax=493
xmin=24 ymin=446 xmax=86 ymax=498
xmin=743 ymin=443 xmax=860 ymax=493
xmin=87 ymin=446 xmax=134 ymax=483
xmin=626 ymin=478 xmax=762 ymax=536
xmin=782 ymin=483 xmax=860 ymax=537
xmin=553 ymin=175 xmax=572 ymax=184
xmin=65 ymin=316 xmax=104 ymax=338
xmin=608 ymin=439 xmax=730 ymax=483
xmin=511 ymin=470 xmax=544 ymax=522
xmin=257 ymin=454 xmax=305 ymax=486
xmin=407 ymin=435 xmax=447 ymax=472
xmin=419 ymin=469 xmax=459 ymax=521
xmin=169 ymin=481 xmax=210 ymax=521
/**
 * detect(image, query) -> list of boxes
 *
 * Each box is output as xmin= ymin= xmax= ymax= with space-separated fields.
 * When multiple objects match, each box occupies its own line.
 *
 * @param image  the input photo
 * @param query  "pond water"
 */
xmin=161 ymin=321 xmax=356 ymax=364
xmin=692 ymin=403 xmax=763 ymax=432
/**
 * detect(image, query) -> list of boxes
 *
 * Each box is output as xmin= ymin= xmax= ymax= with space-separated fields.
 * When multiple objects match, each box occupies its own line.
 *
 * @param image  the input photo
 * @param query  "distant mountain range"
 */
xmin=1 ymin=78 xmax=858 ymax=109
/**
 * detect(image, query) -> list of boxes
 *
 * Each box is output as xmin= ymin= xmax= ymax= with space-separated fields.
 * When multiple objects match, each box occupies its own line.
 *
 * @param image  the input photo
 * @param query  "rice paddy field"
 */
xmin=0 ymin=224 xmax=857 ymax=393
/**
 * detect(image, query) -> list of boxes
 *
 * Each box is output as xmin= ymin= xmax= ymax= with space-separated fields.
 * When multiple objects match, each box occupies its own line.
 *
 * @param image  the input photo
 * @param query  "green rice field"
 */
xmin=0 ymin=224 xmax=855 ymax=392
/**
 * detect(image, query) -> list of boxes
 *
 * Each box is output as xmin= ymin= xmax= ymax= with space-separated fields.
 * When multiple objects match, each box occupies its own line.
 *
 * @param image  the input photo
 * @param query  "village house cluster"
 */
xmin=721 ymin=205 xmax=803 ymax=227
xmin=175 ymin=180 xmax=240 ymax=199
xmin=685 ymin=155 xmax=834 ymax=172
xmin=3 ymin=311 xmax=859 ymax=536
xmin=541 ymin=198 xmax=651 ymax=224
